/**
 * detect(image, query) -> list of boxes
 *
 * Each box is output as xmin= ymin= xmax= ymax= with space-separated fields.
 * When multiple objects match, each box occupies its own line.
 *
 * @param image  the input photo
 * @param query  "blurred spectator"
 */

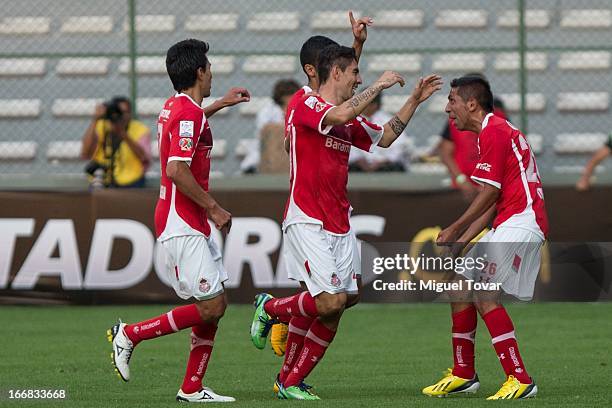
xmin=576 ymin=134 xmax=612 ymax=191
xmin=240 ymin=79 xmax=300 ymax=174
xmin=348 ymin=92 xmax=408 ymax=172
xmin=81 ymin=96 xmax=151 ymax=188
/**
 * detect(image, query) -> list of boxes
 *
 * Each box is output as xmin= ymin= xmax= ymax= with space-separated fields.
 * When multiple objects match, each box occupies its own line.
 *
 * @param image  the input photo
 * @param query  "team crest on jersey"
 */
xmin=199 ymin=278 xmax=210 ymax=293
xmin=179 ymin=137 xmax=193 ymax=151
xmin=315 ymin=102 xmax=326 ymax=112
xmin=331 ymin=273 xmax=341 ymax=288
xmin=179 ymin=120 xmax=194 ymax=137
xmin=304 ymin=96 xmax=318 ymax=109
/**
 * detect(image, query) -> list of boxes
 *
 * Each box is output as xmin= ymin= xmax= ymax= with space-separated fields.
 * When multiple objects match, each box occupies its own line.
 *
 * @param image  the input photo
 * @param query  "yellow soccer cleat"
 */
xmin=422 ymin=368 xmax=480 ymax=397
xmin=270 ymin=323 xmax=288 ymax=357
xmin=487 ymin=375 xmax=537 ymax=400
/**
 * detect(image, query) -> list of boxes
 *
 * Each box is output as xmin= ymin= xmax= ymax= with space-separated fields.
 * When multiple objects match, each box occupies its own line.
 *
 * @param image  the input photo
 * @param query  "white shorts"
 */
xmin=159 ymin=235 xmax=228 ymax=301
xmin=283 ymin=223 xmax=360 ymax=296
xmin=460 ymin=226 xmax=544 ymax=301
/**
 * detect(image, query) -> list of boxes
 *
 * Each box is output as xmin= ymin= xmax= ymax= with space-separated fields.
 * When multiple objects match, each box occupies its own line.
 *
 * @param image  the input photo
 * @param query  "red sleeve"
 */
xmin=351 ymin=115 xmax=384 ymax=152
xmin=471 ymin=127 xmax=506 ymax=189
xmin=168 ymin=108 xmax=204 ymax=165
xmin=292 ymin=95 xmax=335 ymax=135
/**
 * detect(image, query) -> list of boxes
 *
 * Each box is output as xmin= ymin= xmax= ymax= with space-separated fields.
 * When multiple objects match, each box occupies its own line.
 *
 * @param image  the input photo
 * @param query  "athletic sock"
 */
xmin=483 ymin=306 xmax=531 ymax=383
xmin=180 ymin=322 xmax=217 ymax=394
xmin=279 ymin=316 xmax=314 ymax=384
xmin=264 ymin=291 xmax=318 ymax=320
xmin=451 ymin=305 xmax=477 ymax=379
xmin=125 ymin=304 xmax=203 ymax=346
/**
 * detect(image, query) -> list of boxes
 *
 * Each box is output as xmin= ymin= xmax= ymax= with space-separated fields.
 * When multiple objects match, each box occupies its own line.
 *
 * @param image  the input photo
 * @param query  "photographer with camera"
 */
xmin=81 ymin=96 xmax=152 ymax=188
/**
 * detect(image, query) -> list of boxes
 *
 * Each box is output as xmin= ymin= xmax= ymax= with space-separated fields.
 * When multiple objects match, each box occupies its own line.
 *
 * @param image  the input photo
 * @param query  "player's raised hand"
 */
xmin=436 ymin=225 xmax=460 ymax=247
xmin=411 ymin=74 xmax=443 ymax=103
xmin=375 ymin=71 xmax=405 ymax=90
xmin=220 ymin=87 xmax=250 ymax=107
xmin=349 ymin=11 xmax=373 ymax=43
xmin=209 ymin=204 xmax=232 ymax=233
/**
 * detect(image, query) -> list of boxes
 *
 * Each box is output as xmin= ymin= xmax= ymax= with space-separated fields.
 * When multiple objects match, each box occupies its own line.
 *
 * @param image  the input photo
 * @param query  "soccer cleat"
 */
xmin=277 ymin=384 xmax=320 ymax=400
xmin=176 ymin=387 xmax=236 ymax=403
xmin=486 ymin=376 xmax=538 ymax=400
xmin=273 ymin=375 xmax=316 ymax=397
xmin=270 ymin=323 xmax=289 ymax=356
xmin=250 ymin=293 xmax=275 ymax=349
xmin=422 ymin=368 xmax=480 ymax=397
xmin=107 ymin=321 xmax=134 ymax=382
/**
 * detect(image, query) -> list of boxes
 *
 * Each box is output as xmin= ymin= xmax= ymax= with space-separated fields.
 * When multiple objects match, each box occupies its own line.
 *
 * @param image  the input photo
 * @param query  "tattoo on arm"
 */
xmin=388 ymin=115 xmax=407 ymax=136
xmin=349 ymin=84 xmax=382 ymax=109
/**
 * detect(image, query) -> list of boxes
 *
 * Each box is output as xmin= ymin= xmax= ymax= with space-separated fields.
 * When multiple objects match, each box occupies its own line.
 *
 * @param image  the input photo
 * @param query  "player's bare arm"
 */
xmin=349 ymin=10 xmax=372 ymax=62
xmin=437 ymin=183 xmax=500 ymax=245
xmin=576 ymin=145 xmax=611 ymax=191
xmin=203 ymin=87 xmax=250 ymax=118
xmin=379 ymin=74 xmax=443 ymax=147
xmin=80 ymin=103 xmax=106 ymax=159
xmin=166 ymin=160 xmax=232 ymax=232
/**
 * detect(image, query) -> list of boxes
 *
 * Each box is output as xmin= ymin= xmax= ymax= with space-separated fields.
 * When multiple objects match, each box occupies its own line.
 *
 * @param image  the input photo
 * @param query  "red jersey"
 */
xmin=155 ymin=93 xmax=213 ymax=240
xmin=283 ymin=94 xmax=383 ymax=235
xmin=471 ymin=113 xmax=548 ymax=238
xmin=284 ymin=86 xmax=311 ymax=140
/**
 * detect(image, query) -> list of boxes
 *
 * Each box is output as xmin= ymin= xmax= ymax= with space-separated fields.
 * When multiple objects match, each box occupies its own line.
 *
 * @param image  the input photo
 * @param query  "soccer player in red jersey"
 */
xmin=423 ymin=75 xmax=548 ymax=400
xmin=107 ymin=39 xmax=250 ymax=403
xmin=251 ymin=44 xmax=442 ymax=400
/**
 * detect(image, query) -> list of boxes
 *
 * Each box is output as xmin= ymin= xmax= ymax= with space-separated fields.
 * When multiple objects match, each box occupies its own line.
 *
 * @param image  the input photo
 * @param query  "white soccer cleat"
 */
xmin=176 ymin=387 xmax=236 ymax=403
xmin=106 ymin=321 xmax=134 ymax=382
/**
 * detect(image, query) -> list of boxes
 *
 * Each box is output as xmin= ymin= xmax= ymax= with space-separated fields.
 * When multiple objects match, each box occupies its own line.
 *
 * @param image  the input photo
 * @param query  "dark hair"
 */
xmin=272 ymin=79 xmax=300 ymax=106
xmin=166 ymin=39 xmax=210 ymax=91
xmin=317 ymin=45 xmax=357 ymax=85
xmin=109 ymin=95 xmax=131 ymax=111
xmin=299 ymin=35 xmax=338 ymax=73
xmin=450 ymin=75 xmax=494 ymax=113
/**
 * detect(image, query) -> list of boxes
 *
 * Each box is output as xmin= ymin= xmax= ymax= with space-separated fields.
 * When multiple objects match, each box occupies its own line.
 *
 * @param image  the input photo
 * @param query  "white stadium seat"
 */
xmin=239 ymin=97 xmax=271 ymax=116
xmin=46 ymin=141 xmax=82 ymax=160
xmin=211 ymin=139 xmax=227 ymax=158
xmin=367 ymin=54 xmax=422 ymax=73
xmin=60 ymin=16 xmax=113 ymax=33
xmin=496 ymin=10 xmax=550 ymax=28
xmin=0 ymin=17 xmax=50 ymax=34
xmin=125 ymin=15 xmax=175 ymax=32
xmin=52 ymin=98 xmax=103 ymax=117
xmin=381 ymin=95 xmax=406 ymax=113
xmin=494 ymin=52 xmax=548 ymax=71
xmin=242 ymin=55 xmax=296 ymax=74
xmin=526 ymin=134 xmax=543 ymax=154
xmin=432 ymin=53 xmax=486 ymax=72
xmin=247 ymin=12 xmax=300 ymax=31
xmin=235 ymin=139 xmax=256 ymax=157
xmin=554 ymin=133 xmax=607 ymax=154
xmin=498 ymin=93 xmax=546 ymax=113
xmin=553 ymin=165 xmax=604 ymax=174
xmin=0 ymin=58 xmax=46 ymax=76
xmin=311 ymin=11 xmax=361 ymax=30
xmin=373 ymin=10 xmax=424 ymax=28
xmin=410 ymin=163 xmax=447 ymax=175
xmin=435 ymin=10 xmax=488 ymax=28
xmin=56 ymin=57 xmax=111 ymax=76
xmin=208 ymin=56 xmax=235 ymax=74
xmin=558 ymin=52 xmax=611 ymax=71
xmin=557 ymin=92 xmax=609 ymax=112
xmin=136 ymin=98 xmax=166 ymax=117
xmin=185 ymin=14 xmax=239 ymax=32
xmin=560 ymin=10 xmax=612 ymax=28
xmin=0 ymin=99 xmax=41 ymax=118
xmin=426 ymin=95 xmax=449 ymax=114
xmin=0 ymin=142 xmax=37 ymax=160
xmin=119 ymin=56 xmax=165 ymax=75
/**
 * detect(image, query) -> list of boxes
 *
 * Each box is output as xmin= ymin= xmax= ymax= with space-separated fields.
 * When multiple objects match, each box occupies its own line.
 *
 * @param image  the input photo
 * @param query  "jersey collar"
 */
xmin=481 ymin=112 xmax=494 ymax=130
xmin=176 ymin=92 xmax=203 ymax=109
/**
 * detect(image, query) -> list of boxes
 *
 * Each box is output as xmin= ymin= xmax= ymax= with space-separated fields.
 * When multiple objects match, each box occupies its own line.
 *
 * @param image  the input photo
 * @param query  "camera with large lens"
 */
xmin=103 ymin=99 xmax=124 ymax=123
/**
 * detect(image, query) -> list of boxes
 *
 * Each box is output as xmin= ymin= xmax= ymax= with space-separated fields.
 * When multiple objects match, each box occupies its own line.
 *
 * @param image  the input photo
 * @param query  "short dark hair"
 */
xmin=317 ymin=45 xmax=357 ymax=85
xmin=299 ymin=35 xmax=338 ymax=73
xmin=272 ymin=79 xmax=300 ymax=106
xmin=166 ymin=39 xmax=210 ymax=91
xmin=450 ymin=75 xmax=494 ymax=113
xmin=110 ymin=95 xmax=131 ymax=111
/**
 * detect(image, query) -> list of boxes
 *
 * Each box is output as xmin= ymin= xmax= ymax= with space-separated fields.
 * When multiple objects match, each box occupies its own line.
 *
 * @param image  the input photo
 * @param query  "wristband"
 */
xmin=455 ymin=174 xmax=467 ymax=184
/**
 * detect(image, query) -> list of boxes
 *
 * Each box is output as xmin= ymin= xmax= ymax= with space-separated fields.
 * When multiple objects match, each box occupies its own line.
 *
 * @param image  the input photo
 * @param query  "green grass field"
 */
xmin=1 ymin=303 xmax=610 ymax=407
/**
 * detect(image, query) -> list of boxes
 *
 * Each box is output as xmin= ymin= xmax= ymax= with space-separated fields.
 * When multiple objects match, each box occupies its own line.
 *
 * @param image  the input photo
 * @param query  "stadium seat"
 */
xmin=0 ymin=17 xmax=50 ymax=34
xmin=247 ymin=12 xmax=300 ymax=31
xmin=527 ymin=134 xmax=543 ymax=154
xmin=185 ymin=14 xmax=239 ymax=32
xmin=208 ymin=56 xmax=235 ymax=74
xmin=242 ymin=56 xmax=296 ymax=74
xmin=211 ymin=139 xmax=227 ymax=158
xmin=125 ymin=15 xmax=175 ymax=32
xmin=46 ymin=141 xmax=82 ymax=160
xmin=56 ymin=57 xmax=111 ymax=76
xmin=558 ymin=52 xmax=611 ymax=71
xmin=0 ymin=99 xmax=41 ymax=118
xmin=367 ymin=54 xmax=422 ymax=73
xmin=136 ymin=97 xmax=167 ymax=117
xmin=0 ymin=142 xmax=38 ymax=160
xmin=557 ymin=92 xmax=609 ymax=112
xmin=118 ymin=56 xmax=165 ymax=75
xmin=311 ymin=11 xmax=361 ymax=30
xmin=52 ymin=98 xmax=102 ymax=117
xmin=496 ymin=9 xmax=550 ymax=28
xmin=435 ymin=10 xmax=488 ymax=28
xmin=239 ymin=97 xmax=271 ymax=116
xmin=560 ymin=10 xmax=612 ymax=29
xmin=235 ymin=139 xmax=256 ymax=158
xmin=0 ymin=58 xmax=46 ymax=76
xmin=381 ymin=95 xmax=404 ymax=113
xmin=498 ymin=93 xmax=546 ymax=113
xmin=432 ymin=53 xmax=486 ymax=72
xmin=410 ymin=163 xmax=447 ymax=175
xmin=494 ymin=52 xmax=548 ymax=71
xmin=373 ymin=10 xmax=424 ymax=28
xmin=553 ymin=164 xmax=604 ymax=174
xmin=554 ymin=133 xmax=608 ymax=154
xmin=60 ymin=16 xmax=113 ymax=33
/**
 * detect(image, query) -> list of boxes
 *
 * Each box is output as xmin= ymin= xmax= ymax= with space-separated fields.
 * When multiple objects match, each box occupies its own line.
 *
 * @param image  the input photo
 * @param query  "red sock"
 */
xmin=279 ymin=316 xmax=314 ymax=383
xmin=264 ymin=291 xmax=318 ymax=320
xmin=181 ymin=322 xmax=217 ymax=394
xmin=451 ymin=305 xmax=477 ymax=379
xmin=483 ymin=306 xmax=531 ymax=383
xmin=125 ymin=304 xmax=203 ymax=346
xmin=283 ymin=318 xmax=336 ymax=388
